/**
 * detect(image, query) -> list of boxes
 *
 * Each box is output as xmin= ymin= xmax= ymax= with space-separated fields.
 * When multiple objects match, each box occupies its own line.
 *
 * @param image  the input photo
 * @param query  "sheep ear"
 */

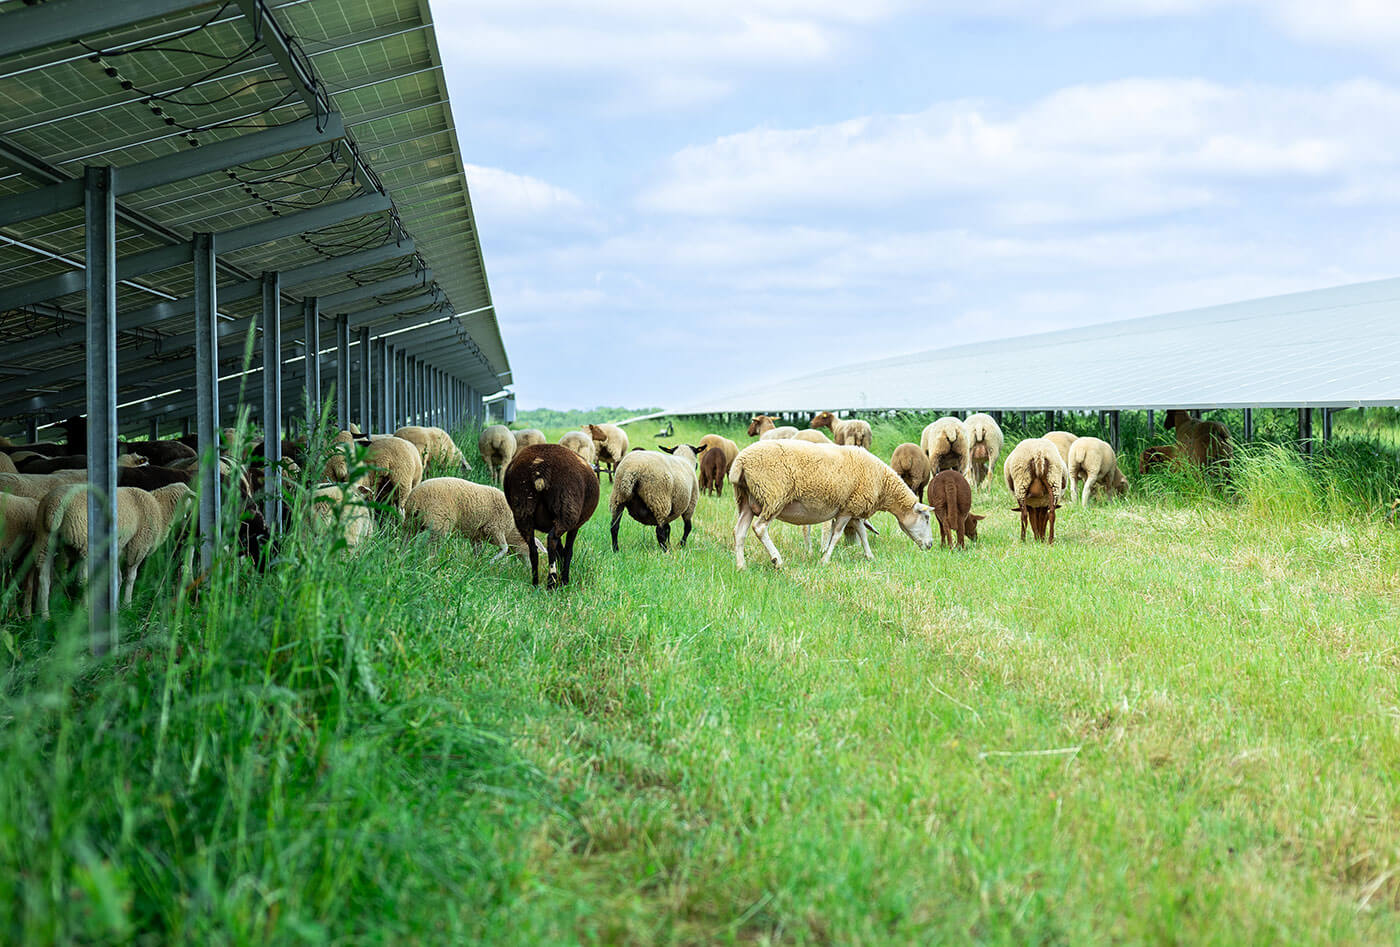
xmin=970 ymin=514 xmax=986 ymax=522
xmin=658 ymin=445 xmax=675 ymax=454
xmin=689 ymin=445 xmax=704 ymax=455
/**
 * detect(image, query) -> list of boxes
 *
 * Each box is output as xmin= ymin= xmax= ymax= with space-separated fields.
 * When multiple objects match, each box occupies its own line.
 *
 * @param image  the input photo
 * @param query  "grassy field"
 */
xmin=4 ymin=413 xmax=1400 ymax=943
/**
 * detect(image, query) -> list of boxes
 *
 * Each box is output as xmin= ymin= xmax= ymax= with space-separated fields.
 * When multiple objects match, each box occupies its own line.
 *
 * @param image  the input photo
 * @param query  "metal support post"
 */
xmin=405 ymin=356 xmax=417 ymax=425
xmin=397 ymin=348 xmax=408 ymax=428
xmin=1242 ymin=408 xmax=1253 ymax=442
xmin=85 ymin=165 xmax=119 ymax=655
xmin=375 ymin=338 xmax=389 ymax=433
xmin=1322 ymin=407 xmax=1333 ymax=442
xmin=336 ymin=314 xmax=350 ymax=431
xmin=1299 ymin=407 xmax=1313 ymax=454
xmin=1146 ymin=409 xmax=1154 ymax=436
xmin=357 ymin=327 xmax=371 ymax=432
xmin=261 ymin=272 xmax=283 ymax=533
xmin=385 ymin=344 xmax=397 ymax=432
xmin=1109 ymin=411 xmax=1120 ymax=453
xmin=193 ymin=232 xmax=221 ymax=572
xmin=182 ymin=416 xmax=191 ymax=438
xmin=303 ymin=296 xmax=320 ymax=423
xmin=148 ymin=418 xmax=159 ymax=441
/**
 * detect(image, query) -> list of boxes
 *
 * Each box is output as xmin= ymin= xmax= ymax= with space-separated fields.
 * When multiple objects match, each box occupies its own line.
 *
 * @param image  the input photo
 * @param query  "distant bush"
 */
xmin=513 ymin=406 xmax=660 ymax=431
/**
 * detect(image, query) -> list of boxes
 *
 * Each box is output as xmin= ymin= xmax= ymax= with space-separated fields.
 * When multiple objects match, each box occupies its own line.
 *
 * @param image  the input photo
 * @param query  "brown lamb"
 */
xmin=929 ymin=469 xmax=984 ymax=549
xmin=1164 ymin=410 xmax=1232 ymax=469
xmin=698 ymin=443 xmax=729 ymax=497
xmin=503 ymin=444 xmax=600 ymax=589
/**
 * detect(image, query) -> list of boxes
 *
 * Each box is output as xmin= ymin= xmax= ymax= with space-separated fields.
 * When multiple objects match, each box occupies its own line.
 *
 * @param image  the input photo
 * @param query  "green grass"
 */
xmin=4 ymin=416 xmax=1400 ymax=942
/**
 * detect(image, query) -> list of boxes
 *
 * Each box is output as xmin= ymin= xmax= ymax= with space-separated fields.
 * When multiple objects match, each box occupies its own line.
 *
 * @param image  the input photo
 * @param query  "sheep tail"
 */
xmin=941 ymin=474 xmax=958 ymax=517
xmin=729 ymin=455 xmax=749 ymax=511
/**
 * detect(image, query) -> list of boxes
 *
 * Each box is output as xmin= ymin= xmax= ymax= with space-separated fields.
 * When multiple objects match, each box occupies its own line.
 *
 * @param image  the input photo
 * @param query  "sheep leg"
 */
xmin=527 ymin=530 xmax=541 ymax=586
xmin=121 ymin=554 xmax=139 ymax=606
xmin=752 ymin=517 xmax=784 ymax=568
xmin=820 ymin=514 xmax=854 ymax=564
xmin=610 ymin=508 xmax=624 ymax=552
xmin=655 ymin=522 xmax=670 ymax=552
xmin=1047 ymin=507 xmax=1057 ymax=545
xmin=35 ymin=537 xmax=52 ymax=620
xmin=1019 ymin=506 xmax=1028 ymax=542
xmin=852 ymin=520 xmax=874 ymax=560
xmin=679 ymin=515 xmax=692 ymax=548
xmin=1081 ymin=471 xmax=1098 ymax=507
xmin=733 ymin=506 xmax=754 ymax=569
xmin=560 ymin=529 xmax=579 ymax=585
xmin=545 ymin=532 xmax=563 ymax=589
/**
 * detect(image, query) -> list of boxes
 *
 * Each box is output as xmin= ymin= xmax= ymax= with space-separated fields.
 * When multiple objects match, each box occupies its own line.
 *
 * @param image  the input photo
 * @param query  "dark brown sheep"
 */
xmin=504 ymin=444 xmax=600 ymax=589
xmin=929 ymin=469 xmax=984 ymax=549
xmin=1138 ymin=444 xmax=1179 ymax=474
xmin=1164 ymin=410 xmax=1232 ymax=469
xmin=60 ymin=415 xmax=197 ymax=467
xmin=698 ymin=443 xmax=728 ymax=497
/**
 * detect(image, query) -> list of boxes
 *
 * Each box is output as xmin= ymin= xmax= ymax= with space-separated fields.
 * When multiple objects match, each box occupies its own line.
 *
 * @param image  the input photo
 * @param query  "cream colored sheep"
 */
xmin=308 ymin=484 xmax=374 ymax=551
xmin=964 ymin=413 xmax=1004 ymax=490
xmin=890 ymin=442 xmax=931 ymax=503
xmin=513 ymin=428 xmax=546 ymax=449
xmin=404 ymin=477 xmax=534 ymax=560
xmin=1066 ymin=437 xmax=1128 ymax=506
xmin=1043 ymin=431 xmax=1076 ymax=467
xmin=1004 ymin=437 xmax=1068 ymax=543
xmin=558 ymin=430 xmax=596 ymax=467
xmin=478 ymin=425 xmax=517 ymax=486
xmin=920 ymin=417 xmax=971 ymax=475
xmin=35 ymin=482 xmax=194 ymax=618
xmin=810 ymin=411 xmax=873 ymax=450
xmin=729 ymin=440 xmax=934 ymax=568
xmin=0 ymin=453 xmax=15 ymax=475
xmin=697 ymin=434 xmax=739 ymax=470
xmin=609 ymin=445 xmax=700 ymax=551
xmin=1 ymin=493 xmax=37 ymax=617
xmin=793 ymin=429 xmax=829 ymax=443
xmin=362 ymin=436 xmax=423 ymax=514
xmin=747 ymin=415 xmax=799 ymax=440
xmin=395 ymin=425 xmax=469 ymax=474
xmin=585 ymin=423 xmax=630 ymax=479
xmin=0 ymin=471 xmax=90 ymax=500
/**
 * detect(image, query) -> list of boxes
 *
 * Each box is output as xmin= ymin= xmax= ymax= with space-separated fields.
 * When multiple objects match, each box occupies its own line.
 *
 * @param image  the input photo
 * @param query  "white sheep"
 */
xmin=792 ymin=429 xmax=829 ymax=443
xmin=1 ymin=493 xmax=38 ymax=616
xmin=609 ymin=445 xmax=700 ymax=551
xmin=0 ymin=470 xmax=90 ymax=500
xmin=308 ymin=484 xmax=374 ymax=551
xmin=513 ymin=428 xmax=546 ymax=449
xmin=324 ymin=435 xmax=424 ymax=515
xmin=558 ymin=430 xmax=596 ymax=467
xmin=810 ymin=411 xmax=873 ymax=450
xmin=729 ymin=440 xmax=934 ymax=569
xmin=0 ymin=453 xmax=16 ymax=475
xmin=964 ymin=413 xmax=1004 ymax=490
xmin=920 ymin=417 xmax=971 ymax=475
xmin=404 ymin=477 xmax=535 ymax=560
xmin=34 ymin=482 xmax=194 ymax=618
xmin=585 ymin=423 xmax=630 ymax=479
xmin=478 ymin=425 xmax=517 ymax=486
xmin=1043 ymin=430 xmax=1076 ymax=467
xmin=394 ymin=425 xmax=469 ymax=474
xmin=1004 ymin=437 xmax=1068 ymax=543
xmin=697 ymin=434 xmax=739 ymax=470
xmin=747 ymin=415 xmax=799 ymax=440
xmin=1066 ymin=437 xmax=1128 ymax=506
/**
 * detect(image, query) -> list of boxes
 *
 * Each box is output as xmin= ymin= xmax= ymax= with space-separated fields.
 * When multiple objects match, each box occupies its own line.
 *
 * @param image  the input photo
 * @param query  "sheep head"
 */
xmin=964 ymin=513 xmax=986 ymax=541
xmin=810 ymin=411 xmax=835 ymax=430
xmin=746 ymin=415 xmax=774 ymax=437
xmin=586 ymin=424 xmax=606 ymax=442
xmin=896 ymin=502 xmax=935 ymax=551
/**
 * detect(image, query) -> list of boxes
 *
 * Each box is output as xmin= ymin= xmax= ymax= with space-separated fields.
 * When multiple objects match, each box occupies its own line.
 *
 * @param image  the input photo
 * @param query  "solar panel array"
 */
xmin=0 ymin=0 xmax=508 ymax=432
xmin=674 ymin=276 xmax=1400 ymax=414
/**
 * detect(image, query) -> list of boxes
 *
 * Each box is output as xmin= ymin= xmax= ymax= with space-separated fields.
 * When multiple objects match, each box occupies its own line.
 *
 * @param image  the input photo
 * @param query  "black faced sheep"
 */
xmin=503 ymin=444 xmax=600 ymax=588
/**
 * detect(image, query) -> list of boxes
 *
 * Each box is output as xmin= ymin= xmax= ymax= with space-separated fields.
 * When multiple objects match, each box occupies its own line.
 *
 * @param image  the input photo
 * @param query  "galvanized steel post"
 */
xmin=261 ymin=272 xmax=283 ymax=533
xmin=357 ymin=327 xmax=371 ymax=432
xmin=1242 ymin=408 xmax=1253 ymax=442
xmin=336 ymin=314 xmax=350 ymax=431
xmin=193 ymin=232 xmax=221 ymax=573
xmin=303 ymin=297 xmax=320 ymax=424
xmin=84 ymin=165 xmax=119 ymax=655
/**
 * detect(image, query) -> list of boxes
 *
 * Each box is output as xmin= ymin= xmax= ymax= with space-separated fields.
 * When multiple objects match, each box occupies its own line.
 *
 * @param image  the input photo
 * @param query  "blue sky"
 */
xmin=434 ymin=1 xmax=1400 ymax=410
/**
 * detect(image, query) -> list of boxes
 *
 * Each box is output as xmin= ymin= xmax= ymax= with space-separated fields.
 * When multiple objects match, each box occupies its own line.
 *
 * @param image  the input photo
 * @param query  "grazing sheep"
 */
xmin=1004 ymin=438 xmax=1067 ymax=544
xmin=609 ymin=445 xmax=700 ymax=551
xmin=793 ymin=429 xmax=830 ymax=443
xmin=698 ymin=443 xmax=729 ymax=497
xmin=964 ymin=413 xmax=1004 ymax=490
xmin=890 ymin=442 xmax=932 ymax=503
xmin=0 ymin=471 xmax=90 ymax=500
xmin=308 ymin=484 xmax=374 ymax=551
xmin=405 ymin=477 xmax=534 ymax=561
xmin=35 ymin=482 xmax=194 ymax=618
xmin=0 ymin=453 xmax=15 ymax=475
xmin=698 ymin=434 xmax=739 ymax=470
xmin=921 ymin=417 xmax=971 ymax=474
xmin=558 ymin=430 xmax=597 ymax=468
xmin=1067 ymin=437 xmax=1128 ymax=506
xmin=729 ymin=440 xmax=934 ymax=569
xmin=1043 ymin=431 xmax=1077 ymax=467
xmin=361 ymin=436 xmax=424 ymax=515
xmin=395 ymin=425 xmax=470 ymax=474
xmin=1164 ymin=410 xmax=1233 ymax=469
xmin=478 ymin=425 xmax=517 ymax=486
xmin=503 ymin=444 xmax=600 ymax=588
xmin=513 ymin=428 xmax=547 ymax=449
xmin=810 ymin=411 xmax=873 ymax=450
xmin=16 ymin=452 xmax=146 ymax=474
xmin=1 ymin=493 xmax=38 ymax=616
xmin=747 ymin=415 xmax=799 ymax=440
xmin=1138 ymin=444 xmax=1179 ymax=474
xmin=928 ymin=469 xmax=983 ymax=549
xmin=585 ymin=423 xmax=630 ymax=480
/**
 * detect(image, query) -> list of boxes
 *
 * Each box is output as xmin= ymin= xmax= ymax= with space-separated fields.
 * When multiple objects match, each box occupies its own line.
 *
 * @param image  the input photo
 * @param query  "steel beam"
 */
xmin=0 ymin=114 xmax=345 ymax=230
xmin=0 ymin=192 xmax=391 ymax=312
xmin=261 ymin=273 xmax=283 ymax=533
xmin=193 ymin=233 xmax=221 ymax=571
xmin=0 ymin=0 xmax=207 ymax=60
xmin=84 ymin=165 xmax=119 ymax=655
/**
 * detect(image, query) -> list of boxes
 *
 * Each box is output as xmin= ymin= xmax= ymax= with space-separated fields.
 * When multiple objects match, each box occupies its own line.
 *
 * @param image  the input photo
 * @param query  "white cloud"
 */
xmin=639 ymin=79 xmax=1400 ymax=224
xmin=463 ymin=164 xmax=586 ymax=222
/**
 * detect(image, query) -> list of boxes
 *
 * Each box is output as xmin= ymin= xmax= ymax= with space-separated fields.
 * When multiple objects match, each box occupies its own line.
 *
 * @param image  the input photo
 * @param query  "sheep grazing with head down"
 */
xmin=810 ymin=411 xmax=873 ymax=450
xmin=698 ymin=443 xmax=729 ymax=497
xmin=1164 ymin=410 xmax=1232 ymax=469
xmin=929 ymin=469 xmax=984 ymax=549
xmin=513 ymin=428 xmax=547 ymax=450
xmin=609 ymin=445 xmax=700 ymax=552
xmin=1067 ymin=436 xmax=1128 ymax=506
xmin=729 ymin=440 xmax=934 ymax=569
xmin=1004 ymin=437 xmax=1067 ymax=544
xmin=698 ymin=433 xmax=739 ymax=468
xmin=747 ymin=415 xmax=799 ymax=440
xmin=504 ymin=444 xmax=600 ymax=588
xmin=395 ymin=425 xmax=469 ymax=474
xmin=558 ymin=430 xmax=596 ymax=468
xmin=585 ymin=423 xmax=630 ymax=480
xmin=1 ymin=493 xmax=38 ymax=616
xmin=964 ymin=413 xmax=1004 ymax=490
xmin=921 ymin=416 xmax=971 ymax=474
xmin=308 ymin=484 xmax=374 ymax=551
xmin=478 ymin=425 xmax=517 ymax=486
xmin=890 ymin=442 xmax=931 ymax=503
xmin=1043 ymin=431 xmax=1076 ymax=468
xmin=405 ymin=477 xmax=535 ymax=561
xmin=1139 ymin=444 xmax=1178 ymax=474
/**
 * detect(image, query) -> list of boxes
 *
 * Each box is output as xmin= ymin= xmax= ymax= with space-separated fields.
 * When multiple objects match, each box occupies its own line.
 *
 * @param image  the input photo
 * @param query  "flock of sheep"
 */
xmin=0 ymin=406 xmax=1234 ymax=613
